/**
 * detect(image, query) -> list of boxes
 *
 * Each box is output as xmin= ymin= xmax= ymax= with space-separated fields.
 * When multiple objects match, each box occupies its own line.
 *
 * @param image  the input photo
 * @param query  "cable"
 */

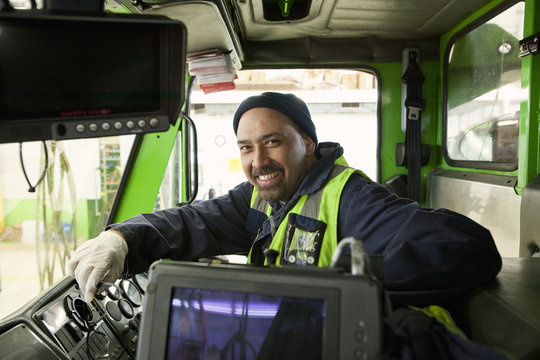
xmin=81 ymin=305 xmax=108 ymax=360
xmin=19 ymin=140 xmax=48 ymax=193
xmin=84 ymin=282 xmax=129 ymax=360
xmin=82 ymin=308 xmax=128 ymax=360
xmin=330 ymin=237 xmax=369 ymax=276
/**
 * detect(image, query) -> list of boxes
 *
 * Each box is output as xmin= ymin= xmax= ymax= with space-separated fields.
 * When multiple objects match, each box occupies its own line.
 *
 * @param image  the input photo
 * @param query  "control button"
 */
xmin=75 ymin=124 xmax=85 ymax=133
xmin=89 ymin=123 xmax=98 ymax=132
xmin=354 ymin=348 xmax=365 ymax=359
xmin=106 ymin=301 xmax=122 ymax=322
xmin=126 ymin=120 xmax=135 ymax=129
xmin=114 ymin=121 xmax=123 ymax=130
xmin=118 ymin=298 xmax=134 ymax=319
xmin=129 ymin=313 xmax=142 ymax=331
xmin=57 ymin=124 xmax=66 ymax=136
xmin=149 ymin=118 xmax=160 ymax=128
xmin=120 ymin=280 xmax=143 ymax=307
xmin=134 ymin=273 xmax=148 ymax=294
xmin=355 ymin=330 xmax=365 ymax=342
xmin=101 ymin=122 xmax=111 ymax=131
xmin=107 ymin=285 xmax=120 ymax=300
xmin=137 ymin=119 xmax=146 ymax=128
xmin=95 ymin=289 xmax=106 ymax=300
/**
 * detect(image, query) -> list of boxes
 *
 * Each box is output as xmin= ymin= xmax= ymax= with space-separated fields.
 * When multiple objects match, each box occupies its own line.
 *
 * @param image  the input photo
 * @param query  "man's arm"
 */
xmin=338 ymin=174 xmax=502 ymax=304
xmin=69 ymin=182 xmax=253 ymax=301
xmin=112 ymin=182 xmax=253 ymax=275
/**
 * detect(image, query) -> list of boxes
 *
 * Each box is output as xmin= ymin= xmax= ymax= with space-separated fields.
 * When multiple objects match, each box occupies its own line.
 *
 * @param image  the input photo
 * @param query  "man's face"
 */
xmin=236 ymin=107 xmax=316 ymax=203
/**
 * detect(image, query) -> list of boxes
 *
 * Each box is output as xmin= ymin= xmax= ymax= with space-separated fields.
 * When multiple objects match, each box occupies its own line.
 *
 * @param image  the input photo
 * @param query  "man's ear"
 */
xmin=303 ymin=135 xmax=316 ymax=155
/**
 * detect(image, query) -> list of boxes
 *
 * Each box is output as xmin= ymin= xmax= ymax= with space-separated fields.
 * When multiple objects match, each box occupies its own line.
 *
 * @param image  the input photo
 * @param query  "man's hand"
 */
xmin=68 ymin=230 xmax=128 ymax=302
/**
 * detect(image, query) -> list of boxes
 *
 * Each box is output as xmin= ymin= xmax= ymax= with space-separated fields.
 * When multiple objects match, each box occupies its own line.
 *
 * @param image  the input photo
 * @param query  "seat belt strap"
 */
xmin=402 ymin=51 xmax=426 ymax=202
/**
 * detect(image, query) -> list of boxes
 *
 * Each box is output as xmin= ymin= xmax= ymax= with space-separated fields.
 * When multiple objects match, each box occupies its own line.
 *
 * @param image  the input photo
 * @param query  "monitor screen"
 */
xmin=166 ymin=287 xmax=325 ymax=360
xmin=0 ymin=12 xmax=186 ymax=143
xmin=0 ymin=21 xmax=159 ymax=120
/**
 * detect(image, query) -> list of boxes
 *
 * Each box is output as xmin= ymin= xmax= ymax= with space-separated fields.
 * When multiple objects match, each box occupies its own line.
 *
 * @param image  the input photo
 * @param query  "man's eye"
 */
xmin=240 ymin=145 xmax=251 ymax=152
xmin=265 ymin=139 xmax=279 ymax=146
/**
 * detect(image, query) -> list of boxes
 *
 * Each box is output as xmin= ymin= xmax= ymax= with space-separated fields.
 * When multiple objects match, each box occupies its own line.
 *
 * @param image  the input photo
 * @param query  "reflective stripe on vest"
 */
xmin=248 ymin=155 xmax=366 ymax=267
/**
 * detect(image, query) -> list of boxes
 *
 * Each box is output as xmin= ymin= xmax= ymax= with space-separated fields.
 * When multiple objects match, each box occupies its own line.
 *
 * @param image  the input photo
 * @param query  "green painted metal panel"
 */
xmin=371 ymin=61 xmax=440 ymax=205
xmin=112 ymin=121 xmax=181 ymax=223
xmin=368 ymin=63 xmax=404 ymax=184
xmin=419 ymin=61 xmax=443 ymax=203
xmin=518 ymin=0 xmax=540 ymax=192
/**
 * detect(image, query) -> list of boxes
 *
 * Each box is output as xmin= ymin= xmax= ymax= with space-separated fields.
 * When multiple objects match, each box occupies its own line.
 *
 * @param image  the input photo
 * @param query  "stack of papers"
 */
xmin=187 ymin=49 xmax=237 ymax=94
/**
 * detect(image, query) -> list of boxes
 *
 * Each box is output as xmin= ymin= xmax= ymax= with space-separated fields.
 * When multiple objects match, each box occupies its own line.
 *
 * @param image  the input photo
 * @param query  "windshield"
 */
xmin=0 ymin=136 xmax=135 ymax=319
xmin=156 ymin=68 xmax=379 ymax=209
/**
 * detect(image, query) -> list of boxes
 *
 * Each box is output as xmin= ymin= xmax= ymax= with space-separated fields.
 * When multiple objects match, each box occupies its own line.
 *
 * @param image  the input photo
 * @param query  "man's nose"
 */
xmin=252 ymin=147 xmax=270 ymax=169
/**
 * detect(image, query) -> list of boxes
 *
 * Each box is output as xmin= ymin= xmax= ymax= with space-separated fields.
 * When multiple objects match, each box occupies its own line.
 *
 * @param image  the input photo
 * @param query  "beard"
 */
xmin=252 ymin=165 xmax=288 ymax=202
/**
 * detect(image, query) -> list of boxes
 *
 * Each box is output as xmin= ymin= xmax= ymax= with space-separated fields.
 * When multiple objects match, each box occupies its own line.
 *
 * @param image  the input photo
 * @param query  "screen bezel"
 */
xmin=0 ymin=11 xmax=187 ymax=143
xmin=137 ymin=262 xmax=384 ymax=360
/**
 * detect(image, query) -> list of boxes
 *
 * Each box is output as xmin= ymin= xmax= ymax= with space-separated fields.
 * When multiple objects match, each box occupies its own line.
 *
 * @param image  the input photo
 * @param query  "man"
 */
xmin=69 ymin=92 xmax=502 ymax=304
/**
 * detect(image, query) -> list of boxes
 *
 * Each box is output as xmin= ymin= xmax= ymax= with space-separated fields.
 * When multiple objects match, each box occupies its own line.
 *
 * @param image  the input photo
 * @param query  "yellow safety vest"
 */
xmin=248 ymin=155 xmax=366 ymax=266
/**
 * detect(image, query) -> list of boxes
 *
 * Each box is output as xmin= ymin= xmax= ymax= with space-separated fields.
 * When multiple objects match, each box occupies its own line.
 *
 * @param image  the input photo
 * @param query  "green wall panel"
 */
xmin=112 ymin=121 xmax=182 ymax=223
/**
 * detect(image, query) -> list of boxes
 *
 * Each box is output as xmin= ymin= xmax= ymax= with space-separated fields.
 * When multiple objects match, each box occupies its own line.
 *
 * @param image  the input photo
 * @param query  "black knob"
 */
xmin=263 ymin=249 xmax=279 ymax=265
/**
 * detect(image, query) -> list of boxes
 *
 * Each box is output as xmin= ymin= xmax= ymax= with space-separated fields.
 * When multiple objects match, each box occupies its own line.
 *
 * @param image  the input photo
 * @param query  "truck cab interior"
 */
xmin=0 ymin=0 xmax=539 ymax=359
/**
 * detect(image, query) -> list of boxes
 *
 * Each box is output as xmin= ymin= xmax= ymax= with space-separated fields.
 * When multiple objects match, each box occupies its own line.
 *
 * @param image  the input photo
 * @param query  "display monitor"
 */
xmin=0 ymin=11 xmax=187 ymax=143
xmin=137 ymin=261 xmax=383 ymax=360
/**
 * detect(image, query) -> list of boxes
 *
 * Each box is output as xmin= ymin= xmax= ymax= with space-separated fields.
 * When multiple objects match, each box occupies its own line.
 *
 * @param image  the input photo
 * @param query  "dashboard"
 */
xmin=0 ymin=274 xmax=147 ymax=360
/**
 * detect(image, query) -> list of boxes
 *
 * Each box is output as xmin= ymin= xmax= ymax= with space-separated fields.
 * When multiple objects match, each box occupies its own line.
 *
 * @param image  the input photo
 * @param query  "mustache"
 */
xmin=252 ymin=165 xmax=283 ymax=178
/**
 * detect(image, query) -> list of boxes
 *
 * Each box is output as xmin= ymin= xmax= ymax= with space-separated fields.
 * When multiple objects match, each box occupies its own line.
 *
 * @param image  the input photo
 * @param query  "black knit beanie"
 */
xmin=232 ymin=92 xmax=318 ymax=145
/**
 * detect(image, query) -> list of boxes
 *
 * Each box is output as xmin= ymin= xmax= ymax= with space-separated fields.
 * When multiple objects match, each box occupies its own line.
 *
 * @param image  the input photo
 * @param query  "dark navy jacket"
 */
xmin=111 ymin=142 xmax=501 ymax=303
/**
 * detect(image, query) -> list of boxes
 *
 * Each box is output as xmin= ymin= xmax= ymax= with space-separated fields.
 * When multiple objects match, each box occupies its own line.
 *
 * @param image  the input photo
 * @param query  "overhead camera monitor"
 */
xmin=137 ymin=261 xmax=384 ymax=360
xmin=0 ymin=11 xmax=187 ymax=143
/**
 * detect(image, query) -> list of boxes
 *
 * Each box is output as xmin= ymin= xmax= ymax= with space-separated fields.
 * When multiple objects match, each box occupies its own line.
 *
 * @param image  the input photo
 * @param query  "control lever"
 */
xmin=263 ymin=249 xmax=279 ymax=265
xmin=129 ymin=312 xmax=142 ymax=331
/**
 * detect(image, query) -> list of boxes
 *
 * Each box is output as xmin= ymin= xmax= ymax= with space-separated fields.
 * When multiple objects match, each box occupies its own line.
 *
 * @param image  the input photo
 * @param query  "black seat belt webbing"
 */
xmin=402 ymin=51 xmax=426 ymax=202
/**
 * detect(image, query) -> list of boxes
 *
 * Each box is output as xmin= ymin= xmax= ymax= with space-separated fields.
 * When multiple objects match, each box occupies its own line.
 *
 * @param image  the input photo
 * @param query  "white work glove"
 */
xmin=68 ymin=230 xmax=128 ymax=303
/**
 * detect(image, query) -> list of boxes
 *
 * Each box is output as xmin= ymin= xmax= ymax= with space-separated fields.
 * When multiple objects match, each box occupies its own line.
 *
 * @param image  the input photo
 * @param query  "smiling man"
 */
xmin=69 ymin=92 xmax=502 ymax=305
xmin=236 ymin=106 xmax=318 ymax=203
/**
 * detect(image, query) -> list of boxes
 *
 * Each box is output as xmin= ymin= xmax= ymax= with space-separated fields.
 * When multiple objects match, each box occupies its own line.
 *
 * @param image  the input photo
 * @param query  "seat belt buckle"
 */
xmin=405 ymin=99 xmax=426 ymax=120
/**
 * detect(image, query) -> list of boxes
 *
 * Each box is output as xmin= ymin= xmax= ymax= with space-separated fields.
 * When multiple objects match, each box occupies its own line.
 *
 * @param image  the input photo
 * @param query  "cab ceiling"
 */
xmin=124 ymin=0 xmax=498 ymax=64
xmin=235 ymin=0 xmax=494 ymax=41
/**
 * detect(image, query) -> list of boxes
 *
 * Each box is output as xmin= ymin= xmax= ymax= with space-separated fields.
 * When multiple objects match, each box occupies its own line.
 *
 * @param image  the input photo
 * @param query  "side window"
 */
xmin=156 ymin=68 xmax=379 ymax=208
xmin=444 ymin=2 xmax=524 ymax=170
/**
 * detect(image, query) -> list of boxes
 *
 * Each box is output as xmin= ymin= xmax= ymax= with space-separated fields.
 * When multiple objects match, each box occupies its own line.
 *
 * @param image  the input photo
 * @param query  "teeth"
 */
xmin=259 ymin=172 xmax=279 ymax=181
